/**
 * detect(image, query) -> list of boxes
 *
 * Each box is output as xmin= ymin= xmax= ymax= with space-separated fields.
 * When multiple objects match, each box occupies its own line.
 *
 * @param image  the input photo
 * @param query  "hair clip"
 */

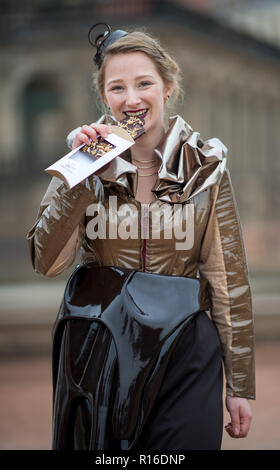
xmin=88 ymin=22 xmax=128 ymax=68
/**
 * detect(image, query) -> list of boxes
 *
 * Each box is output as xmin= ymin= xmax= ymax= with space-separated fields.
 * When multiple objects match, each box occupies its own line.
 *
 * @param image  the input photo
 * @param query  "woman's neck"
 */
xmin=130 ymin=125 xmax=166 ymax=162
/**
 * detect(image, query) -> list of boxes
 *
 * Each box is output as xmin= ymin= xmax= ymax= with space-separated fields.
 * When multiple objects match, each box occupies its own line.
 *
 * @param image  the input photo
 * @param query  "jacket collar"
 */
xmin=98 ymin=114 xmax=228 ymax=203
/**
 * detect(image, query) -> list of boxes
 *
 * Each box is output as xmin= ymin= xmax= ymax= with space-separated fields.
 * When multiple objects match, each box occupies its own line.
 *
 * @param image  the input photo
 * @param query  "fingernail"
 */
xmin=234 ymin=426 xmax=239 ymax=435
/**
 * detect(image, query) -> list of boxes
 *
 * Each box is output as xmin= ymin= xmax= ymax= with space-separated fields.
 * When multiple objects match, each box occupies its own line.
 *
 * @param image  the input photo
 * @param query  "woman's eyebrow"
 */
xmin=107 ymin=74 xmax=154 ymax=85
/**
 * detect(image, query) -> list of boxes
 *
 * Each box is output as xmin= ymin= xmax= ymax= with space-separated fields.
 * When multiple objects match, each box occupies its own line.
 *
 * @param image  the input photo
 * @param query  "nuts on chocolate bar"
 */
xmin=117 ymin=115 xmax=145 ymax=141
xmin=82 ymin=139 xmax=116 ymax=157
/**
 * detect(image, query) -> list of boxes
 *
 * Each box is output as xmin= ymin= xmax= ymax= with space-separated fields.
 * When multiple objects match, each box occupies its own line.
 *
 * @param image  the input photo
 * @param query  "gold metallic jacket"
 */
xmin=27 ymin=115 xmax=255 ymax=400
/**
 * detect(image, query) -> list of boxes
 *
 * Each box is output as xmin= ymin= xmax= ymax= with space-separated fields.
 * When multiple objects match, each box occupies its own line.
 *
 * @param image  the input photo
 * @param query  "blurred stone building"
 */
xmin=1 ymin=0 xmax=280 ymax=285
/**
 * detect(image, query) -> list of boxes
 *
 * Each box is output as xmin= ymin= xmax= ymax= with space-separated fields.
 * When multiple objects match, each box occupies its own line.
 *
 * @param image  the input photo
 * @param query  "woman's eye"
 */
xmin=139 ymin=81 xmax=151 ymax=87
xmin=110 ymin=85 xmax=123 ymax=91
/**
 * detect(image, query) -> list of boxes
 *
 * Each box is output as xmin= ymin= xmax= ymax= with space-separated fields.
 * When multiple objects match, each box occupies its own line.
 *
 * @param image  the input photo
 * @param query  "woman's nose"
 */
xmin=125 ymin=88 xmax=141 ymax=107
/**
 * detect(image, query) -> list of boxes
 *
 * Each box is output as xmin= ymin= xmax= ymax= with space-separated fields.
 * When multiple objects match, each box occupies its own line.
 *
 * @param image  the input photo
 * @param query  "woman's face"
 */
xmin=103 ymin=52 xmax=173 ymax=140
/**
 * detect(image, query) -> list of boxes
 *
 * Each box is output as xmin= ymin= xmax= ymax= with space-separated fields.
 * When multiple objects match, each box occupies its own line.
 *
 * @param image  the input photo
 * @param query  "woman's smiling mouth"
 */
xmin=124 ymin=108 xmax=149 ymax=119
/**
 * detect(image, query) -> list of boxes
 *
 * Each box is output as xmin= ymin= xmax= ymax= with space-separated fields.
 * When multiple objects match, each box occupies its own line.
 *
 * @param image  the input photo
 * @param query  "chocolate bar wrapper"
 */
xmin=45 ymin=130 xmax=133 ymax=189
xmin=45 ymin=115 xmax=145 ymax=189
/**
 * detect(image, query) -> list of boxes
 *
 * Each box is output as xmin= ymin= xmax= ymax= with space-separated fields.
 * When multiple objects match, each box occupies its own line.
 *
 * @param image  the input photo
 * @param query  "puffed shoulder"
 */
xmin=152 ymin=115 xmax=228 ymax=203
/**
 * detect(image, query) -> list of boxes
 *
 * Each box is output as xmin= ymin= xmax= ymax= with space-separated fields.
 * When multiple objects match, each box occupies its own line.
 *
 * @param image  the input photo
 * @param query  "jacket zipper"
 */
xmin=141 ymin=238 xmax=146 ymax=272
xmin=141 ymin=203 xmax=150 ymax=272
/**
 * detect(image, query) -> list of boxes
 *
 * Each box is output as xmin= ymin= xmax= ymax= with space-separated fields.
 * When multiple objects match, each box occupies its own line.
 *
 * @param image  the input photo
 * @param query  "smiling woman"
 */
xmin=101 ymin=51 xmax=173 ymax=183
xmin=91 ymin=33 xmax=181 ymax=203
xmin=27 ymin=23 xmax=255 ymax=451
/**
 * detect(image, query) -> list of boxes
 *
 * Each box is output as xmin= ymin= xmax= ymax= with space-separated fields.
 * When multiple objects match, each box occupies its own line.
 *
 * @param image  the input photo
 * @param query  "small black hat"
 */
xmin=88 ymin=22 xmax=128 ymax=68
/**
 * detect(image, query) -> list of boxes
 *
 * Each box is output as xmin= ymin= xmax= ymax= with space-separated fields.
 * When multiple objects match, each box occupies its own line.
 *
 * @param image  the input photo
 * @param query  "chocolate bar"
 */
xmin=117 ymin=115 xmax=145 ymax=140
xmin=82 ymin=137 xmax=116 ymax=158
xmin=81 ymin=115 xmax=145 ymax=159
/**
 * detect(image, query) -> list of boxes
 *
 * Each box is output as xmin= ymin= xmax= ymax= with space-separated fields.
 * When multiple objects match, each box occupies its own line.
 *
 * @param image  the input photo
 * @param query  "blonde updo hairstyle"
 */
xmin=93 ymin=29 xmax=183 ymax=116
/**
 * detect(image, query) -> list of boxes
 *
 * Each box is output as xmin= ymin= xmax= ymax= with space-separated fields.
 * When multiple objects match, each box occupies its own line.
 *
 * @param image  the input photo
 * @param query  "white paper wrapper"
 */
xmin=45 ymin=126 xmax=134 ymax=189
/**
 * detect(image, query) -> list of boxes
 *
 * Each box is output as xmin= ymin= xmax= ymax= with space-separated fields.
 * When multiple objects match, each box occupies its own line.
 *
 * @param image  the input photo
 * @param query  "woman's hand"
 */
xmin=225 ymin=396 xmax=252 ymax=438
xmin=72 ymin=123 xmax=111 ymax=150
xmin=72 ymin=123 xmax=112 ymax=183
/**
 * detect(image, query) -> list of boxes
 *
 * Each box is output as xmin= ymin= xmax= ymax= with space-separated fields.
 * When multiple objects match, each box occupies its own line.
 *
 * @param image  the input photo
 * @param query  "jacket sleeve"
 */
xmin=26 ymin=123 xmax=107 ymax=277
xmin=26 ymin=175 xmax=104 ymax=277
xmin=199 ymin=168 xmax=255 ymax=399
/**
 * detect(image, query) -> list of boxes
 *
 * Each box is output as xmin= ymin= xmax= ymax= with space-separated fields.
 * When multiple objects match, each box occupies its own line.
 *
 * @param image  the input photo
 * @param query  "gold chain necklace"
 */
xmin=138 ymin=170 xmax=158 ymax=177
xmin=132 ymin=162 xmax=159 ymax=177
xmin=132 ymin=160 xmax=158 ymax=166
xmin=132 ymin=158 xmax=158 ymax=177
xmin=132 ymin=163 xmax=158 ymax=169
xmin=131 ymin=156 xmax=160 ymax=177
xmin=132 ymin=158 xmax=158 ymax=162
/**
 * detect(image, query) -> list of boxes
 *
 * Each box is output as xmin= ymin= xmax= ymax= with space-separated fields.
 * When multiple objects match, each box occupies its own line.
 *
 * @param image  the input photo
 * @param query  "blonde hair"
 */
xmin=93 ymin=30 xmax=183 ymax=113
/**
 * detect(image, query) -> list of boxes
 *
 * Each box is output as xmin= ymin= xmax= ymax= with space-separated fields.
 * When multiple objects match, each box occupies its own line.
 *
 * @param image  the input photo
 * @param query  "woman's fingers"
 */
xmin=225 ymin=422 xmax=236 ymax=438
xmin=228 ymin=403 xmax=240 ymax=436
xmin=82 ymin=124 xmax=98 ymax=142
xmin=225 ymin=419 xmax=250 ymax=438
xmin=224 ymin=408 xmax=252 ymax=438
xmin=225 ymin=422 xmax=242 ymax=438
xmin=89 ymin=123 xmax=111 ymax=140
xmin=81 ymin=124 xmax=109 ymax=142
xmin=239 ymin=409 xmax=252 ymax=437
xmin=72 ymin=123 xmax=111 ymax=149
xmin=75 ymin=131 xmax=91 ymax=146
xmin=225 ymin=396 xmax=252 ymax=439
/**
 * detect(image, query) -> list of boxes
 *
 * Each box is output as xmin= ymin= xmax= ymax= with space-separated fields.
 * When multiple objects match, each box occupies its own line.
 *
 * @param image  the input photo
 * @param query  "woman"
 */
xmin=27 ymin=24 xmax=255 ymax=450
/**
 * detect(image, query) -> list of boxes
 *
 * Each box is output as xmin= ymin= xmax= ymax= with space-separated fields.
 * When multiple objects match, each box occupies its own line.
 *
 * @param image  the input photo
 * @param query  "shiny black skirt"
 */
xmin=51 ymin=264 xmax=223 ymax=450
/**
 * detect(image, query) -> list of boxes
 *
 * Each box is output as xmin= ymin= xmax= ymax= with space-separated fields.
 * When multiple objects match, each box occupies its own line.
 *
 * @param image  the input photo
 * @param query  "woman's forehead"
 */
xmin=104 ymin=52 xmax=160 ymax=81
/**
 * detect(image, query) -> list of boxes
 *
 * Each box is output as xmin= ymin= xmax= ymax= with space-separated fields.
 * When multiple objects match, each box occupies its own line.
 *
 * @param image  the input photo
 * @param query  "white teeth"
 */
xmin=125 ymin=109 xmax=148 ymax=117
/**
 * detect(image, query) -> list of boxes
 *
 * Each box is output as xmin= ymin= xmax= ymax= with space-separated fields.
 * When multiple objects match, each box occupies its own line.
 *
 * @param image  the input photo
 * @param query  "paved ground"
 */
xmin=0 ymin=341 xmax=279 ymax=450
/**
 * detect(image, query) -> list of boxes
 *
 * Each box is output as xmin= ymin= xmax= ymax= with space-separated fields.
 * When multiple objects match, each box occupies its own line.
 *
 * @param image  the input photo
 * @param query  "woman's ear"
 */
xmin=104 ymin=101 xmax=110 ymax=111
xmin=102 ymin=98 xmax=110 ymax=114
xmin=164 ymin=83 xmax=174 ymax=102
xmin=101 ymin=90 xmax=108 ymax=106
